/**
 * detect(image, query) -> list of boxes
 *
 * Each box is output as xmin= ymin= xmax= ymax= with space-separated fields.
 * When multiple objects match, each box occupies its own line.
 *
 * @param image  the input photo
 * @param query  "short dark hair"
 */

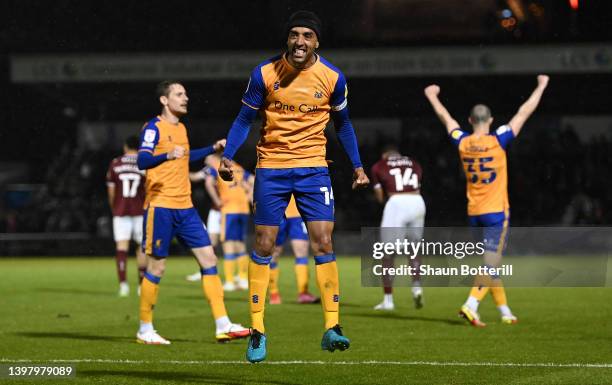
xmin=470 ymin=104 xmax=492 ymax=124
xmin=156 ymin=80 xmax=182 ymax=98
xmin=125 ymin=135 xmax=139 ymax=150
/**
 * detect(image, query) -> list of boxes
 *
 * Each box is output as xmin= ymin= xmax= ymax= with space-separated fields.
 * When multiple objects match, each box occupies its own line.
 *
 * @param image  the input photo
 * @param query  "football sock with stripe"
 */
xmin=139 ymin=272 xmax=160 ymax=324
xmin=315 ymin=254 xmax=340 ymax=329
xmin=249 ymin=252 xmax=271 ymax=332
xmin=201 ymin=267 xmax=228 ymax=320
xmin=294 ymin=256 xmax=309 ymax=294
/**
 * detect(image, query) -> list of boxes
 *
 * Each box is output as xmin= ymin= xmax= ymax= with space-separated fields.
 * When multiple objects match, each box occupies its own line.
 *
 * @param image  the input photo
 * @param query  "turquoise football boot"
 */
xmin=246 ymin=329 xmax=267 ymax=363
xmin=321 ymin=324 xmax=350 ymax=352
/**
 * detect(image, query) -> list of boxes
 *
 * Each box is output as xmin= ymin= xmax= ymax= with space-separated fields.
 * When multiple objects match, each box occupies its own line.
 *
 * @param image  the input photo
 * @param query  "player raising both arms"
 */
xmin=370 ymin=145 xmax=425 ymax=311
xmin=424 ymin=75 xmax=549 ymax=326
xmin=106 ymin=135 xmax=147 ymax=297
xmin=136 ymin=81 xmax=249 ymax=344
xmin=219 ymin=11 xmax=369 ymax=362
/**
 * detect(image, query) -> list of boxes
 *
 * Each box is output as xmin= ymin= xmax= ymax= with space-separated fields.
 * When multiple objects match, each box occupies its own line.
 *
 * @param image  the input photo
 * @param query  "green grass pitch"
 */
xmin=1 ymin=256 xmax=611 ymax=384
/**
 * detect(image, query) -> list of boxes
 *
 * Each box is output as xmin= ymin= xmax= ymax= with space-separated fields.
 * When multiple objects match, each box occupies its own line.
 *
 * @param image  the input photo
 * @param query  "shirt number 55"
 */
xmin=462 ymin=157 xmax=497 ymax=184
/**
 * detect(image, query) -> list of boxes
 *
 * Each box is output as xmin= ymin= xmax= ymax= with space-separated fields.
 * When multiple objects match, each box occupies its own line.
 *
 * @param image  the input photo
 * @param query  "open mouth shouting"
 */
xmin=292 ymin=46 xmax=307 ymax=61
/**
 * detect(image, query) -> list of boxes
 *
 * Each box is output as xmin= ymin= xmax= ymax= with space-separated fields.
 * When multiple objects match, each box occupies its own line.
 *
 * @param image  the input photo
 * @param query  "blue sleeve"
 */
xmin=138 ymin=121 xmax=160 ymax=153
xmin=223 ymin=104 xmax=258 ymax=160
xmin=204 ymin=166 xmax=218 ymax=178
xmin=241 ymin=66 xmax=266 ymax=110
xmin=331 ymin=106 xmax=363 ymax=169
xmin=189 ymin=145 xmax=215 ymax=163
xmin=330 ymin=71 xmax=348 ymax=112
xmin=137 ymin=151 xmax=168 ymax=170
xmin=494 ymin=124 xmax=515 ymax=149
xmin=449 ymin=128 xmax=468 ymax=148
xmin=137 ymin=122 xmax=168 ymax=169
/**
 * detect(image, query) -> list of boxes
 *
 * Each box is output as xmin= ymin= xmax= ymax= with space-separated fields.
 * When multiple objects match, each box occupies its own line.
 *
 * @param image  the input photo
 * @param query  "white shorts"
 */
xmin=381 ymin=194 xmax=426 ymax=242
xmin=113 ymin=216 xmax=143 ymax=243
xmin=206 ymin=209 xmax=221 ymax=235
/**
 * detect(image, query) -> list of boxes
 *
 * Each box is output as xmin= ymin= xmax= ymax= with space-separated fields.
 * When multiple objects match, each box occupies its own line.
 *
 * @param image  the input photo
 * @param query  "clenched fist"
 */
xmin=424 ymin=84 xmax=440 ymax=98
xmin=352 ymin=167 xmax=370 ymax=190
xmin=168 ymin=146 xmax=186 ymax=160
xmin=537 ymin=75 xmax=549 ymax=88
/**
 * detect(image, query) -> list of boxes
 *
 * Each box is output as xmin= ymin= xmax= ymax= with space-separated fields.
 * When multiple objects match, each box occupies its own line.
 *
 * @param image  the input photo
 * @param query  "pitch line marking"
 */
xmin=1 ymin=358 xmax=611 ymax=368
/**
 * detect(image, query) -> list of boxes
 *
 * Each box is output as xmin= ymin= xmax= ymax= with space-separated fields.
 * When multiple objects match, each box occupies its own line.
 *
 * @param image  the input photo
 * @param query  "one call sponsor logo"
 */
xmin=273 ymin=100 xmax=320 ymax=114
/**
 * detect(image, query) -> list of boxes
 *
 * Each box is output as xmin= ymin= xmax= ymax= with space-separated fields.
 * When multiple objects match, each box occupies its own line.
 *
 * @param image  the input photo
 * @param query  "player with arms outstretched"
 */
xmin=219 ymin=11 xmax=369 ymax=362
xmin=424 ymin=75 xmax=549 ymax=326
xmin=370 ymin=145 xmax=425 ymax=310
xmin=136 ymin=81 xmax=249 ymax=344
xmin=106 ymin=135 xmax=147 ymax=297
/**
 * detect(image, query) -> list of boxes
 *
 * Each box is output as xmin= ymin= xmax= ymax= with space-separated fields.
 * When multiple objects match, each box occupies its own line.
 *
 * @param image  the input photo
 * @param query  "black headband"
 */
xmin=286 ymin=11 xmax=322 ymax=39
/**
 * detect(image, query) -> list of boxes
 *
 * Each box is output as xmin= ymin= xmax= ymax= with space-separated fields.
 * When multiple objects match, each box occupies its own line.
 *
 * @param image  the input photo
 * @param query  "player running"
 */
xmin=219 ymin=11 xmax=369 ymax=362
xmin=106 ymin=135 xmax=147 ymax=297
xmin=136 ymin=80 xmax=249 ymax=344
xmin=269 ymin=195 xmax=319 ymax=305
xmin=424 ymin=75 xmax=549 ymax=327
xmin=370 ymin=145 xmax=425 ymax=311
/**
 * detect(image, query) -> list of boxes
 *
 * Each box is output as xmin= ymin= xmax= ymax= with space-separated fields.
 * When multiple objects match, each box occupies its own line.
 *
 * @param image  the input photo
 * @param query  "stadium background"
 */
xmin=1 ymin=2 xmax=612 ymax=384
xmin=3 ymin=1 xmax=612 ymax=255
xmin=3 ymin=1 xmax=612 ymax=256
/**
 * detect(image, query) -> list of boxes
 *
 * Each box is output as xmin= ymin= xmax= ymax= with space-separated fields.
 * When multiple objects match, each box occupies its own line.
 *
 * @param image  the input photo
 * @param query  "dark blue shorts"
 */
xmin=254 ymin=167 xmax=334 ymax=226
xmin=275 ymin=217 xmax=309 ymax=246
xmin=142 ymin=206 xmax=211 ymax=257
xmin=221 ymin=213 xmax=249 ymax=242
xmin=468 ymin=211 xmax=509 ymax=253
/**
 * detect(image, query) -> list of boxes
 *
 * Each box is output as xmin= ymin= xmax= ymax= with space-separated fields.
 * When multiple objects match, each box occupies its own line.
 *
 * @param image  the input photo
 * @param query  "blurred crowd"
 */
xmin=1 ymin=122 xmax=609 ymax=234
xmin=1 ymin=144 xmax=112 ymax=233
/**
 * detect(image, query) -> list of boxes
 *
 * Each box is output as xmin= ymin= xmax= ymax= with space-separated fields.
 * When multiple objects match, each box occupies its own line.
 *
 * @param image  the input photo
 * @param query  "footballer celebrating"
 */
xmin=425 ymin=75 xmax=549 ymax=326
xmin=219 ymin=11 xmax=369 ymax=362
xmin=136 ymin=81 xmax=249 ymax=344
